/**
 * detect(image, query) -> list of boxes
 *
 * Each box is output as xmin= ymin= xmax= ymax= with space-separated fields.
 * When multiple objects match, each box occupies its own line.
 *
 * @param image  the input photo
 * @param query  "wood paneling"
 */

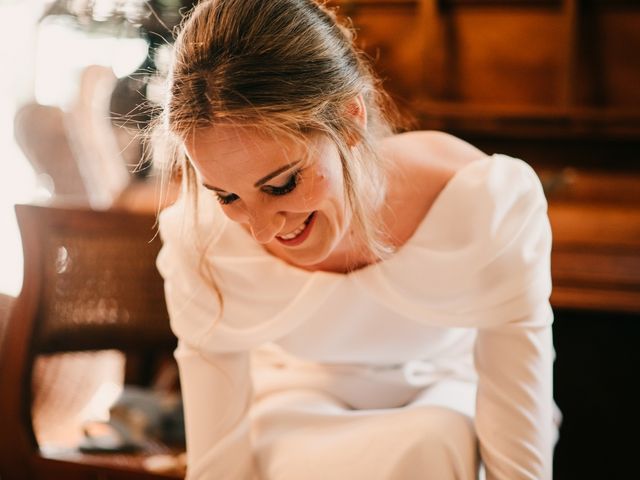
xmin=331 ymin=0 xmax=640 ymax=315
xmin=429 ymin=9 xmax=566 ymax=104
xmin=338 ymin=2 xmax=422 ymax=101
xmin=331 ymin=0 xmax=640 ymax=139
xmin=549 ymin=202 xmax=640 ymax=312
xmin=598 ymin=10 xmax=640 ymax=106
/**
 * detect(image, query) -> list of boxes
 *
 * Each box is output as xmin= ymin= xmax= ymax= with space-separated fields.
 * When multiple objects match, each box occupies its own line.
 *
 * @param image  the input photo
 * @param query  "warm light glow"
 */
xmin=0 ymin=1 xmax=39 ymax=296
xmin=35 ymin=17 xmax=149 ymax=107
xmin=1 ymin=4 xmax=149 ymax=296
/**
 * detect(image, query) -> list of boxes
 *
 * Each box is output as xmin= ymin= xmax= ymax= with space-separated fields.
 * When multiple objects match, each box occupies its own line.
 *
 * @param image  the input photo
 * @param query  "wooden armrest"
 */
xmin=0 ymin=293 xmax=16 ymax=355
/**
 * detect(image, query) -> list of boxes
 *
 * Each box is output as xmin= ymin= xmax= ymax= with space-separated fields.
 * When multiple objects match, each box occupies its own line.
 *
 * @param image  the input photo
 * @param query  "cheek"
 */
xmin=213 ymin=199 xmax=246 ymax=223
xmin=300 ymin=170 xmax=343 ymax=209
xmin=224 ymin=207 xmax=244 ymax=223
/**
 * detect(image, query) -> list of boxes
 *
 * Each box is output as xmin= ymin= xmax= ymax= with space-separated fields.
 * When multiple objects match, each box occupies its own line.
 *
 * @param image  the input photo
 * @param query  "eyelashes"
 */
xmin=215 ymin=171 xmax=300 ymax=205
xmin=216 ymin=192 xmax=239 ymax=205
xmin=261 ymin=171 xmax=299 ymax=196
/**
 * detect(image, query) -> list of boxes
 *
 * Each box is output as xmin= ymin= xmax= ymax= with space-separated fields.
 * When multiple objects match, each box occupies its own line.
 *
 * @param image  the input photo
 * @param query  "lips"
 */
xmin=276 ymin=212 xmax=316 ymax=246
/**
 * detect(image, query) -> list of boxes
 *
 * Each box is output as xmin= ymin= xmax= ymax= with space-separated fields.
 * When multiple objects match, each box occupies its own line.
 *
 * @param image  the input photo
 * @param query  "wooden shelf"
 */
xmin=550 ymin=285 xmax=640 ymax=313
xmin=548 ymin=201 xmax=640 ymax=313
xmin=413 ymin=101 xmax=640 ymax=139
xmin=328 ymin=0 xmax=640 ymax=144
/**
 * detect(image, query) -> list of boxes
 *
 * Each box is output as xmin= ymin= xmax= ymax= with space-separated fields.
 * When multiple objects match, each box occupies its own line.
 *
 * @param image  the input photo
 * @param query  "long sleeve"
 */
xmin=470 ymin=159 xmax=556 ymax=479
xmin=156 ymin=199 xmax=257 ymax=479
xmin=175 ymin=342 xmax=255 ymax=479
xmin=361 ymin=154 xmax=558 ymax=478
xmin=475 ymin=304 xmax=555 ymax=480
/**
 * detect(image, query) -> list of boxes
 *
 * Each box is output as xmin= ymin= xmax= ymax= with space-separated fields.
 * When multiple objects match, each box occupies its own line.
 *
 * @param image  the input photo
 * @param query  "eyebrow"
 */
xmin=202 ymin=159 xmax=303 ymax=193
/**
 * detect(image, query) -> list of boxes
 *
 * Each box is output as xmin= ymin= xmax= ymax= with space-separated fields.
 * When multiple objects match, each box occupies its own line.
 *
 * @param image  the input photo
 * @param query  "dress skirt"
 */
xmin=250 ymin=347 xmax=480 ymax=480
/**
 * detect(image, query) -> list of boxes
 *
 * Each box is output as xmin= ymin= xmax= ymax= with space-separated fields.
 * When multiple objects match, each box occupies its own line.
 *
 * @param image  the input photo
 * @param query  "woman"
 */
xmin=155 ymin=1 xmax=559 ymax=478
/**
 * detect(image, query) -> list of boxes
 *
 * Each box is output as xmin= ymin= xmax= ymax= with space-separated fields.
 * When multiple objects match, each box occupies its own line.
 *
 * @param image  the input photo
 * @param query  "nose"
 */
xmin=246 ymin=206 xmax=285 ymax=244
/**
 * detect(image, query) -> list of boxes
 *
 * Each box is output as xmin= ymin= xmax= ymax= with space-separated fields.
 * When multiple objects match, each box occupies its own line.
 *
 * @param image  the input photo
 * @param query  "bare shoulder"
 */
xmin=380 ymin=131 xmax=489 ymax=244
xmin=382 ymin=130 xmax=488 ymax=174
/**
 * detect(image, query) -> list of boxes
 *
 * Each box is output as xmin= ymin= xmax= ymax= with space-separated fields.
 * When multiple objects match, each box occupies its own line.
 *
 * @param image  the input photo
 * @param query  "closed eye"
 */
xmin=211 ymin=170 xmax=300 ymax=205
xmin=261 ymin=171 xmax=300 ymax=196
xmin=216 ymin=192 xmax=239 ymax=205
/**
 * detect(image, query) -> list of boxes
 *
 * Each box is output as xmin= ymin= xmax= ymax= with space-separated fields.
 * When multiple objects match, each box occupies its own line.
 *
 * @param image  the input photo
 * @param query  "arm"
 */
xmin=370 ymin=154 xmax=558 ymax=476
xmin=472 ymin=159 xmax=556 ymax=479
xmin=175 ymin=342 xmax=256 ymax=479
xmin=475 ymin=304 xmax=555 ymax=480
xmin=156 ymin=200 xmax=257 ymax=479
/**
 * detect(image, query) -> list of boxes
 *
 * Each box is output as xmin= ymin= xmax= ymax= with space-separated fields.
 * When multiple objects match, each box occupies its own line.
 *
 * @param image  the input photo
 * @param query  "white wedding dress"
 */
xmin=157 ymin=154 xmax=559 ymax=480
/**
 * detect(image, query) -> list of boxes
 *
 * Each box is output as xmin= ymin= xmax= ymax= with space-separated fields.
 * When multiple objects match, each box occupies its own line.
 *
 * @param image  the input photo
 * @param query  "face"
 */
xmin=184 ymin=125 xmax=352 ymax=267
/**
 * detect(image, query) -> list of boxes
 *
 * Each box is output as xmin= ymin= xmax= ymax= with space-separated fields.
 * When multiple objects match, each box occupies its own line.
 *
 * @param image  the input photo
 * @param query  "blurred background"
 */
xmin=0 ymin=0 xmax=186 ymax=297
xmin=0 ymin=1 xmax=189 ymax=477
xmin=0 ymin=0 xmax=45 ymax=297
xmin=0 ymin=1 xmax=638 ymax=479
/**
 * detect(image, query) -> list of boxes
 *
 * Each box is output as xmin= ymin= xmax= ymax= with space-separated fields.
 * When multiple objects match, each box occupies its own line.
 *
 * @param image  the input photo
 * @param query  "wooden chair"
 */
xmin=0 ymin=204 xmax=183 ymax=480
xmin=13 ymin=103 xmax=90 ymax=204
xmin=14 ymin=66 xmax=138 ymax=210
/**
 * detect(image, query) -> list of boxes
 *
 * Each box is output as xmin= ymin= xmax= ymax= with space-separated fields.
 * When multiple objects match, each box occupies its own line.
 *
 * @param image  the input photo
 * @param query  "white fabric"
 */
xmin=157 ymin=154 xmax=558 ymax=479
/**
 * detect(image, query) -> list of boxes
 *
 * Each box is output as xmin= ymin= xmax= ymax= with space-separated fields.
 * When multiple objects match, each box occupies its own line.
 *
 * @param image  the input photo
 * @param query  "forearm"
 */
xmin=474 ymin=303 xmax=556 ymax=480
xmin=175 ymin=342 xmax=256 ymax=480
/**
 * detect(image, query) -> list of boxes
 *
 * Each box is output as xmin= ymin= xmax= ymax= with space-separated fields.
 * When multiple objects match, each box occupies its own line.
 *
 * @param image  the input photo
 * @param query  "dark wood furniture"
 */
xmin=331 ymin=0 xmax=640 ymax=135
xmin=0 ymin=205 xmax=182 ymax=480
xmin=329 ymin=0 xmax=640 ymax=314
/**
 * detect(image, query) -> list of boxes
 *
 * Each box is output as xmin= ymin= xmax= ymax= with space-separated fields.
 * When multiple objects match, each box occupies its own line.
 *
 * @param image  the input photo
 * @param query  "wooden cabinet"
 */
xmin=548 ymin=200 xmax=640 ymax=312
xmin=331 ymin=0 xmax=640 ymax=314
xmin=331 ymin=0 xmax=640 ymax=139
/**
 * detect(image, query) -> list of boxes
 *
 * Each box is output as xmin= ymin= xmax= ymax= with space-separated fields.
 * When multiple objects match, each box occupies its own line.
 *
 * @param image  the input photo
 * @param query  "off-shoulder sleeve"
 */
xmin=156 ymin=195 xmax=226 ymax=347
xmin=361 ymin=154 xmax=553 ymax=328
xmin=417 ymin=154 xmax=556 ymax=479
xmin=157 ymin=198 xmax=256 ymax=479
xmin=470 ymin=157 xmax=556 ymax=480
xmin=360 ymin=155 xmax=557 ymax=478
xmin=157 ymin=193 xmax=321 ymax=356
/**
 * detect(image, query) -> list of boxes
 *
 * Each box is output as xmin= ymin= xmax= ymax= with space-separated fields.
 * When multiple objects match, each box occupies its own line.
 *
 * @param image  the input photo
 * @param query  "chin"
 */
xmin=285 ymin=249 xmax=329 ymax=268
xmin=285 ymin=234 xmax=338 ymax=267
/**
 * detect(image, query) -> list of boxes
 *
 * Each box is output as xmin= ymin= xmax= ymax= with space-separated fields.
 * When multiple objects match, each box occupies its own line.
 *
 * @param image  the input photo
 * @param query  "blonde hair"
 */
xmin=157 ymin=0 xmax=401 ymax=268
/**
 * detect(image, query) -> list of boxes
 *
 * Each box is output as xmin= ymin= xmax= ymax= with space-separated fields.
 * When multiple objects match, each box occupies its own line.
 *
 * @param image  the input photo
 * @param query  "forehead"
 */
xmin=185 ymin=124 xmax=311 ymax=175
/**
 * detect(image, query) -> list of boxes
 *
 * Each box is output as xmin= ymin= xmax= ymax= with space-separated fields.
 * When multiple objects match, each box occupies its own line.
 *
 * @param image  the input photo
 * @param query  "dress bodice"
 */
xmin=157 ymin=153 xmax=552 ymax=361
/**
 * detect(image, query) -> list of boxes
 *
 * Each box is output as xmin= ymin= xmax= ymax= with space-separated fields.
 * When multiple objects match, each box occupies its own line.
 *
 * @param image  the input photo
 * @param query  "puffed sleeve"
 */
xmin=468 ymin=157 xmax=556 ymax=480
xmin=156 ymin=198 xmax=257 ymax=479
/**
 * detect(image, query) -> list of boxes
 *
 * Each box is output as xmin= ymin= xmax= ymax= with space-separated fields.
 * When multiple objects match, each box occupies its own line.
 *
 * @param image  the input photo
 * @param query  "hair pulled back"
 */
xmin=159 ymin=0 xmax=399 ymax=261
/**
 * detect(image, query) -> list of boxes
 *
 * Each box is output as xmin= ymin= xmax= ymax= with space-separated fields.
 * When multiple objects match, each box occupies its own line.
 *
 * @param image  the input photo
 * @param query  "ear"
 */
xmin=345 ymin=94 xmax=367 ymax=144
xmin=346 ymin=94 xmax=367 ymax=128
